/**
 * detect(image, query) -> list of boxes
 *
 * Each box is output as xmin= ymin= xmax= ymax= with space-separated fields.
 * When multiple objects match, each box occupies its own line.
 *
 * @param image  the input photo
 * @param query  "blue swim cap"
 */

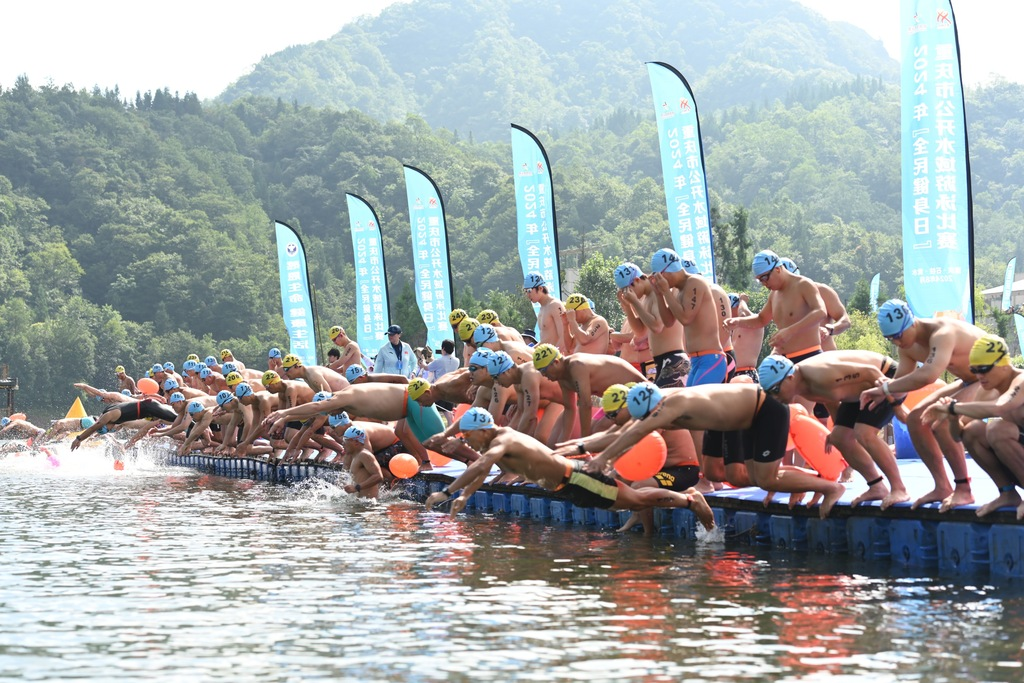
xmin=626 ymin=382 xmax=665 ymax=419
xmin=0 ymin=417 xmax=9 ymax=427
xmin=752 ymin=250 xmax=781 ymax=277
xmin=472 ymin=324 xmax=498 ymax=345
xmin=163 ymin=362 xmax=175 ymax=372
xmin=651 ymin=248 xmax=682 ymax=274
xmin=204 ymin=356 xmax=217 ymax=367
xmin=682 ymin=258 xmax=700 ymax=275
xmin=183 ymin=360 xmax=197 ymax=372
xmin=95 ymin=394 xmax=104 ymax=401
xmin=97 ymin=425 xmax=110 ymax=435
xmin=199 ymin=367 xmax=212 ymax=379
xmin=163 ymin=378 xmax=179 ymax=391
xmin=343 ymin=425 xmax=367 ymax=443
xmin=758 ymin=355 xmax=795 ymax=393
xmin=234 ymin=383 xmax=254 ymax=398
xmin=523 ymin=272 xmax=546 ymax=289
xmin=328 ymin=412 xmax=352 ymax=428
xmin=469 ymin=348 xmax=495 ymax=369
xmin=169 ymin=392 xmax=186 ymax=404
xmin=120 ymin=389 xmax=131 ymax=396
xmin=313 ymin=391 xmax=332 ymax=404
xmin=487 ymin=350 xmax=515 ymax=377
xmin=780 ymin=257 xmax=799 ymax=275
xmin=728 ymin=293 xmax=740 ymax=309
xmin=80 ymin=416 xmax=96 ymax=429
xmin=216 ymin=390 xmax=235 ymax=407
xmin=152 ymin=364 xmax=164 ymax=374
xmin=613 ymin=262 xmax=642 ymax=289
xmin=221 ymin=362 xmax=238 ymax=375
xmin=345 ymin=365 xmax=366 ymax=382
xmin=187 ymin=400 xmax=205 ymax=415
xmin=268 ymin=347 xmax=282 ymax=359
xmin=460 ymin=407 xmax=496 ymax=431
xmin=878 ymin=299 xmax=914 ymax=338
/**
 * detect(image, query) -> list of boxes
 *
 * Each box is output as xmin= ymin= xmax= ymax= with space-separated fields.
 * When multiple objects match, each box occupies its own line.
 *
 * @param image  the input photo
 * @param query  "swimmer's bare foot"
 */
xmin=839 ymin=465 xmax=855 ymax=483
xmin=688 ymin=492 xmax=715 ymax=531
xmin=617 ymin=512 xmax=642 ymax=533
xmin=819 ymin=484 xmax=845 ymax=519
xmin=976 ymin=490 xmax=1021 ymax=517
xmin=911 ymin=486 xmax=953 ymax=510
xmin=939 ymin=486 xmax=974 ymax=513
xmin=788 ymin=492 xmax=807 ymax=509
xmin=880 ymin=488 xmax=910 ymax=510
xmin=851 ymin=480 xmax=888 ymax=507
xmin=694 ymin=478 xmax=715 ymax=494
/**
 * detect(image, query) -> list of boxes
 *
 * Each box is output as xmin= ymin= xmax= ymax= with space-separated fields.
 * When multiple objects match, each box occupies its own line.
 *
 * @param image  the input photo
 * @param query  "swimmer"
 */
xmin=614 ymin=262 xmax=687 ymax=388
xmin=70 ymin=398 xmax=178 ymax=450
xmin=280 ymin=354 xmax=350 ymax=393
xmin=327 ymin=326 xmax=364 ymax=372
xmin=523 ymin=272 xmax=569 ymax=353
xmin=340 ymin=426 xmax=384 ymax=498
xmin=562 ymin=293 xmax=611 ymax=355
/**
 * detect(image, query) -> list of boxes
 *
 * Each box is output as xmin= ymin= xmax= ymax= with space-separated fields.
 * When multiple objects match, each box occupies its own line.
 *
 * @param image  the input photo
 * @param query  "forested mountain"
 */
xmin=1 ymin=1 xmax=1022 ymax=416
xmin=219 ymin=0 xmax=897 ymax=140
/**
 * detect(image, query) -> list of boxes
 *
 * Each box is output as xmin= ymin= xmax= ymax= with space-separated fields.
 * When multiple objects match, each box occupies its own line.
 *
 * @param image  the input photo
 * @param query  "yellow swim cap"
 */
xmin=477 ymin=309 xmax=499 ymax=324
xmin=408 ymin=378 xmax=431 ymax=400
xmin=328 ymin=325 xmax=344 ymax=340
xmin=449 ymin=309 xmax=468 ymax=326
xmin=969 ymin=335 xmax=1010 ymax=368
xmin=565 ymin=293 xmax=590 ymax=310
xmin=114 ymin=365 xmax=125 ymax=374
xmin=186 ymin=354 xmax=200 ymax=362
xmin=220 ymin=349 xmax=232 ymax=360
xmin=601 ymin=384 xmax=629 ymax=413
xmin=262 ymin=370 xmax=282 ymax=386
xmin=224 ymin=371 xmax=244 ymax=387
xmin=282 ymin=354 xmax=302 ymax=369
xmin=532 ymin=343 xmax=562 ymax=370
xmin=458 ymin=318 xmax=480 ymax=341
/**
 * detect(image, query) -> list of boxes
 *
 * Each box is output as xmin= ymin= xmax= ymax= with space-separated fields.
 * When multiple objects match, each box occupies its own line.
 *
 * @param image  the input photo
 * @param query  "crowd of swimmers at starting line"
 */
xmin=3 ymin=246 xmax=1024 ymax=531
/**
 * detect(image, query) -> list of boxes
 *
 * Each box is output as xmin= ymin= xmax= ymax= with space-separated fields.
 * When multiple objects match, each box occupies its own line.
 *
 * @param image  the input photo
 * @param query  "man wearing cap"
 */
xmin=614 ymin=261 xmax=687 ymax=388
xmin=74 ymin=382 xmax=143 ymax=405
xmin=0 ymin=416 xmax=45 ymax=440
xmin=339 ymin=426 xmax=385 ymax=498
xmin=477 ymin=309 xmax=526 ymax=344
xmin=374 ymin=325 xmax=416 ymax=379
xmin=725 ymin=249 xmax=827 ymax=363
xmin=267 ymin=348 xmax=283 ymax=373
xmin=472 ymin=324 xmax=534 ymax=365
xmin=728 ymin=293 xmax=763 ymax=382
xmin=860 ymin=299 xmax=986 ymax=511
xmin=327 ymin=326 xmax=364 ymax=373
xmin=70 ymin=398 xmax=178 ymax=451
xmin=231 ymin=382 xmax=284 ymax=458
xmin=586 ymin=382 xmax=847 ymax=519
xmin=922 ymin=335 xmax=1024 ymax=519
xmin=523 ymin=272 xmax=568 ymax=354
xmin=758 ymin=351 xmax=909 ymax=509
xmin=115 ymin=366 xmax=138 ymax=395
xmin=487 ymin=350 xmax=564 ymax=444
xmin=562 ymin=293 xmax=611 ymax=355
xmin=520 ymin=329 xmax=538 ymax=347
xmin=281 ymin=354 xmax=350 ymax=393
xmin=532 ymin=343 xmax=645 ymax=441
xmin=220 ymin=349 xmax=246 ymax=372
xmin=425 ymin=407 xmax=714 ymax=529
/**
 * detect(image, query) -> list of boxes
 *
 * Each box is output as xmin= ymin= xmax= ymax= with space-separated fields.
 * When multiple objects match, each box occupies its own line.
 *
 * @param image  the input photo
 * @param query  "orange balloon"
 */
xmin=902 ymin=379 xmax=947 ymax=412
xmin=789 ymin=403 xmax=809 ymax=417
xmin=137 ymin=377 xmax=159 ymax=395
xmin=615 ymin=432 xmax=667 ymax=481
xmin=9 ymin=412 xmax=26 ymax=421
xmin=427 ymin=449 xmax=451 ymax=467
xmin=113 ymin=460 xmax=125 ymax=471
xmin=789 ymin=414 xmax=847 ymax=481
xmin=389 ymin=453 xmax=419 ymax=479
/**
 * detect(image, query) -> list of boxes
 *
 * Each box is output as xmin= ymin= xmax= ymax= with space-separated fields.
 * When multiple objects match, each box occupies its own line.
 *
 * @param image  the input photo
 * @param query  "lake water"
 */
xmin=2 ymin=444 xmax=1023 ymax=682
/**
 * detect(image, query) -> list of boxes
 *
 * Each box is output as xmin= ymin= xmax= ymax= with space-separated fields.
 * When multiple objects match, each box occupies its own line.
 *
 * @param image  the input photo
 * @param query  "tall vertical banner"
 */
xmin=901 ymin=0 xmax=974 ymax=321
xmin=403 ymin=166 xmax=454 ymax=351
xmin=511 ymin=124 xmax=561 ymax=304
xmin=870 ymin=273 xmax=881 ymax=314
xmin=345 ymin=194 xmax=391 ymax=344
xmin=274 ymin=220 xmax=317 ymax=367
xmin=647 ymin=61 xmax=715 ymax=280
xmin=1002 ymin=257 xmax=1016 ymax=312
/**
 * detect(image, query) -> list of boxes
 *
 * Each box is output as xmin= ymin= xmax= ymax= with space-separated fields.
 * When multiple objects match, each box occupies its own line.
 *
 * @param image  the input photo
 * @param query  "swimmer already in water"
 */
xmin=424 ymin=408 xmax=714 ymax=530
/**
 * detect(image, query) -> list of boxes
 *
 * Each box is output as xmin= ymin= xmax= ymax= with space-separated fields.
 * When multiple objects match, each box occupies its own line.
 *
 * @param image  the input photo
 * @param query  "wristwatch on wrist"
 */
xmin=577 ymin=442 xmax=586 ymax=455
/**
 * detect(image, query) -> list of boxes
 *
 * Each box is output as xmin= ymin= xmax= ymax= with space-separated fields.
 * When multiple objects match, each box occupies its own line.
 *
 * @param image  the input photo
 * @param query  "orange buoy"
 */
xmin=789 ymin=413 xmax=847 ymax=481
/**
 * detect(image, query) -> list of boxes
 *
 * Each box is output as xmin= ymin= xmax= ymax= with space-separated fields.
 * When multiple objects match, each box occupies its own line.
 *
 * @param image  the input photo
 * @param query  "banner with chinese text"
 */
xmin=511 ymin=124 xmax=561 ymax=304
xmin=403 ymin=166 xmax=454 ymax=350
xmin=345 ymin=194 xmax=391 ymax=345
xmin=1002 ymin=258 xmax=1016 ymax=312
xmin=274 ymin=220 xmax=317 ymax=367
xmin=646 ymin=61 xmax=715 ymax=280
xmin=901 ymin=0 xmax=974 ymax=320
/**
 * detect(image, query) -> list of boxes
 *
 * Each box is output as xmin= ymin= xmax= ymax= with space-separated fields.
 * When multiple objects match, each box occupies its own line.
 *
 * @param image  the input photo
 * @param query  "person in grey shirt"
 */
xmin=425 ymin=339 xmax=460 ymax=382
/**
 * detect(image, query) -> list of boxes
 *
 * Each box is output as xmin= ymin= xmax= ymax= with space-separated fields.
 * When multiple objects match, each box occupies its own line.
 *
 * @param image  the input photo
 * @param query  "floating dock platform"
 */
xmin=162 ymin=453 xmax=1024 ymax=579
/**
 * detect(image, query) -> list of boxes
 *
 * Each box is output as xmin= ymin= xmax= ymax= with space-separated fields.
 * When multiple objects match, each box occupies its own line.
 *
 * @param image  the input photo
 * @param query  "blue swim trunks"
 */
xmin=687 ymin=351 xmax=728 ymax=386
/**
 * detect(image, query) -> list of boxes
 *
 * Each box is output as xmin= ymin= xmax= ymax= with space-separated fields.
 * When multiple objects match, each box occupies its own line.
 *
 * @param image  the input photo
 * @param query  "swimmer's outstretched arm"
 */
xmin=425 ymin=444 xmax=502 ymax=515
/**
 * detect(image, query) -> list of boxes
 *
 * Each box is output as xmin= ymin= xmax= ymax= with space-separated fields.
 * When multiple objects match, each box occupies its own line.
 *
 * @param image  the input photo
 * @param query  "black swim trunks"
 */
xmin=653 ymin=465 xmax=700 ymax=492
xmin=557 ymin=460 xmax=620 ymax=509
xmin=749 ymin=392 xmax=791 ymax=464
xmin=653 ymin=350 xmax=689 ymax=388
xmin=703 ymin=428 xmax=748 ymax=466
xmin=104 ymin=399 xmax=177 ymax=424
xmin=375 ymin=441 xmax=405 ymax=471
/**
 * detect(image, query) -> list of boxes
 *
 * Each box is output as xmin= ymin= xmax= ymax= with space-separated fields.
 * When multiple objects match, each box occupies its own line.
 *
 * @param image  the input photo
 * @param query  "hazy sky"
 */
xmin=0 ymin=1 xmax=1018 ymax=101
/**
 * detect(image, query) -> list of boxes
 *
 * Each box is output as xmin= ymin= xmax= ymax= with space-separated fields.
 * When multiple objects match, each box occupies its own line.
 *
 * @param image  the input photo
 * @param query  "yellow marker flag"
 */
xmin=64 ymin=397 xmax=88 ymax=419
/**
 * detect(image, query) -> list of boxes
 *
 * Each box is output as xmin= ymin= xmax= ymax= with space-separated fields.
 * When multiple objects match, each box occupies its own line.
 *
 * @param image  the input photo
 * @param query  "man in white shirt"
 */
xmin=373 ymin=325 xmax=416 ymax=379
xmin=425 ymin=339 xmax=460 ymax=382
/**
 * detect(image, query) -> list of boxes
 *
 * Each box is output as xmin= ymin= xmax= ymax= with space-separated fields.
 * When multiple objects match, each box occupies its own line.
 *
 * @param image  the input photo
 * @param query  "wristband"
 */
xmin=826 ymin=324 xmax=834 ymax=336
xmin=881 ymin=382 xmax=892 ymax=397
xmin=577 ymin=442 xmax=586 ymax=455
xmin=355 ymin=483 xmax=361 ymax=492
xmin=948 ymin=400 xmax=957 ymax=416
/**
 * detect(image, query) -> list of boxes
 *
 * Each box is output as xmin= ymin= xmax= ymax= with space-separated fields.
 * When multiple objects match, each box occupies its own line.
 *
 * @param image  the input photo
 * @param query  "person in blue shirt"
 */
xmin=373 ymin=325 xmax=416 ymax=379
